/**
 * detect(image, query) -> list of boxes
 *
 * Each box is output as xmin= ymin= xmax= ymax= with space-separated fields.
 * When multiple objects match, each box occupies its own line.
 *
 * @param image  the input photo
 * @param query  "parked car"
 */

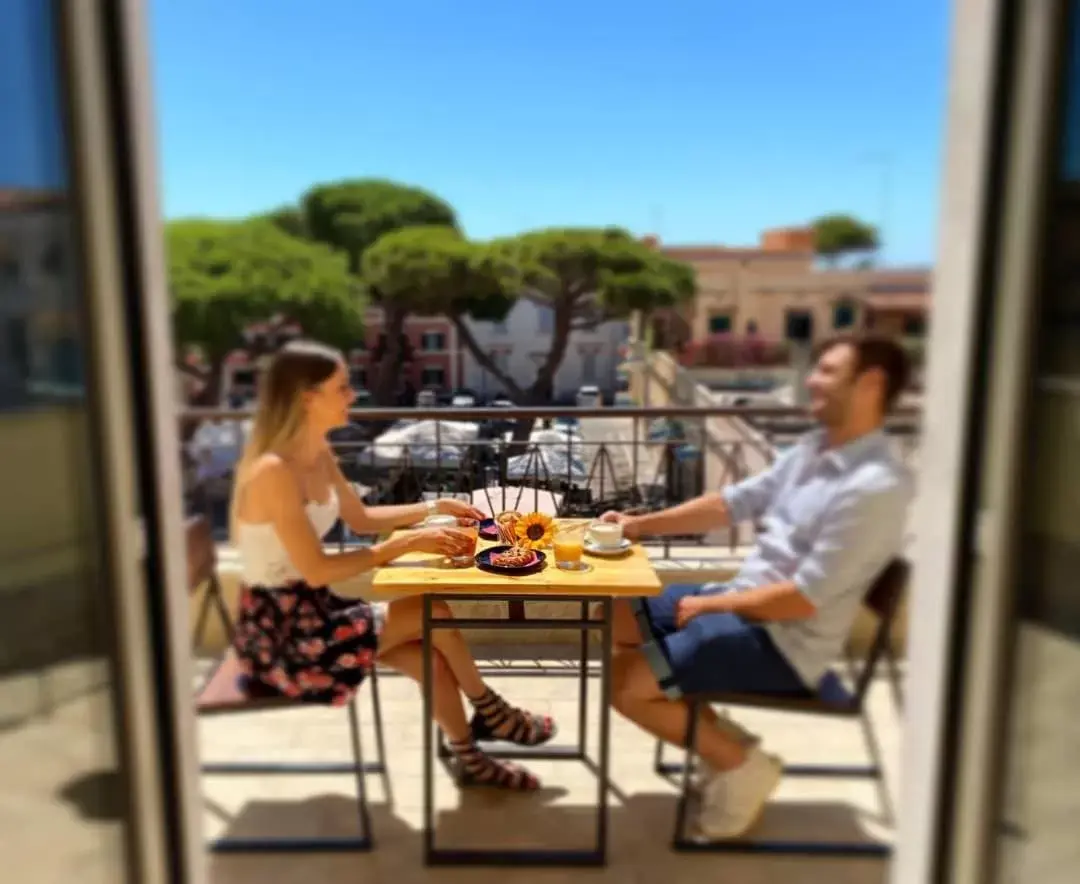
xmin=575 ymin=385 xmax=602 ymax=408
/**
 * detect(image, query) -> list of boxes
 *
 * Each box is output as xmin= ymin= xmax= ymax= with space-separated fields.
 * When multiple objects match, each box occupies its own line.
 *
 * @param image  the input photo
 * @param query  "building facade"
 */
xmin=460 ymin=297 xmax=630 ymax=401
xmin=646 ymin=230 xmax=930 ymax=351
xmin=347 ymin=309 xmax=462 ymax=396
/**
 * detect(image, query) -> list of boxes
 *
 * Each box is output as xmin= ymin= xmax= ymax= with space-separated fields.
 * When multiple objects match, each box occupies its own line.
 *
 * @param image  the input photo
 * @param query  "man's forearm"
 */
xmin=703 ymin=581 xmax=817 ymax=622
xmin=627 ymin=492 xmax=731 ymax=538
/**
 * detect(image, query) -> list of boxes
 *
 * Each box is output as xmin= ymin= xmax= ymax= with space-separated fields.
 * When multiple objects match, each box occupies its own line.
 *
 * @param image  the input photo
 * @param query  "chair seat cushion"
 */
xmin=195 ymin=650 xmax=297 ymax=715
xmin=685 ymin=668 xmax=859 ymax=716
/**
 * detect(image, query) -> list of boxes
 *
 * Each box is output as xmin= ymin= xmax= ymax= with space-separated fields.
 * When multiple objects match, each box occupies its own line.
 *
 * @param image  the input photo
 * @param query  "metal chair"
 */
xmin=196 ymin=649 xmax=388 ymax=853
xmin=186 ymin=516 xmax=233 ymax=649
xmin=655 ymin=558 xmax=909 ymax=858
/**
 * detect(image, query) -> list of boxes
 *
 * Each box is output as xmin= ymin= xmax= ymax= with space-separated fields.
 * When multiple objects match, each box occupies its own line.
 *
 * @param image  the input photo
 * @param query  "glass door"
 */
xmin=1 ymin=1 xmax=204 ymax=881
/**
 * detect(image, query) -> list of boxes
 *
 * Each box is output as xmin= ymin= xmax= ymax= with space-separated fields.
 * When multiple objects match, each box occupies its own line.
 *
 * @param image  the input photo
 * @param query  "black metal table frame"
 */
xmin=422 ymin=593 xmax=614 ymax=867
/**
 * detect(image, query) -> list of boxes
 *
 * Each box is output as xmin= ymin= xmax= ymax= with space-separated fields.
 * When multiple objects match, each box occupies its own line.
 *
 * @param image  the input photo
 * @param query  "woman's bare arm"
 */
xmin=245 ymin=456 xmax=420 ymax=585
xmin=324 ymin=452 xmax=429 ymax=534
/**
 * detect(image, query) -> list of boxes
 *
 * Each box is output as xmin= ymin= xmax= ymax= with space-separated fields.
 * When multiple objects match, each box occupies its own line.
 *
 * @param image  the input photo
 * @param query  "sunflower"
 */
xmin=515 ymin=512 xmax=554 ymax=549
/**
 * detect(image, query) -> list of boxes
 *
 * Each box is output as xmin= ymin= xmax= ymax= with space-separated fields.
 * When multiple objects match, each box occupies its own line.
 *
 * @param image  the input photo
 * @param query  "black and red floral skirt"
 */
xmin=232 ymin=582 xmax=380 ymax=705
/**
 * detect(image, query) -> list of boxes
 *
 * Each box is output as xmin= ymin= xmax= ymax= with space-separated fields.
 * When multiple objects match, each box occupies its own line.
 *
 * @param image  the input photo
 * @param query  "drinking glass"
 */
xmin=450 ymin=517 xmax=480 ymax=567
xmin=553 ymin=528 xmax=588 ymax=571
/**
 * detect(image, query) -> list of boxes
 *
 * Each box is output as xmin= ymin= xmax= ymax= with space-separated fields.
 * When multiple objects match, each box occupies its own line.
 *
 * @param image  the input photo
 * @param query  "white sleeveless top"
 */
xmin=236 ymin=488 xmax=340 ymax=587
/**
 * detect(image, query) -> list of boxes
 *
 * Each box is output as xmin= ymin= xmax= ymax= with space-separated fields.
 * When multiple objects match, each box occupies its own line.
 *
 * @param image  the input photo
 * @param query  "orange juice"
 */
xmin=553 ymin=532 xmax=585 ymax=569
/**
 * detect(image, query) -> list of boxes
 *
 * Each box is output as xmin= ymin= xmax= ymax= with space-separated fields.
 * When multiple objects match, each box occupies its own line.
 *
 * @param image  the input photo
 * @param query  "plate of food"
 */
xmin=479 ymin=518 xmax=500 ymax=540
xmin=476 ymin=545 xmax=547 ymax=575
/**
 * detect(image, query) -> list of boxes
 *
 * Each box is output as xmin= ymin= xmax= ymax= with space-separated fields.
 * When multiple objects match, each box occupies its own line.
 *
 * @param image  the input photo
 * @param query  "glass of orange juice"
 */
xmin=553 ymin=527 xmax=588 ymax=571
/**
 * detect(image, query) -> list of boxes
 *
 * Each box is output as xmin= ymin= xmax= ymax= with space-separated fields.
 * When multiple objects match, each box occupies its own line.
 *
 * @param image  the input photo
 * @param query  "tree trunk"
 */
xmin=448 ymin=314 xmax=526 ymax=401
xmin=373 ymin=303 xmax=407 ymax=406
xmin=526 ymin=297 xmax=573 ymax=404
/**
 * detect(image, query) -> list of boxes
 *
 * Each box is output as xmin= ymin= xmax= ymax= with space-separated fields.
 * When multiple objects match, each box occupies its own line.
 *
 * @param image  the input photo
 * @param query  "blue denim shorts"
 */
xmin=631 ymin=583 xmax=809 ymax=700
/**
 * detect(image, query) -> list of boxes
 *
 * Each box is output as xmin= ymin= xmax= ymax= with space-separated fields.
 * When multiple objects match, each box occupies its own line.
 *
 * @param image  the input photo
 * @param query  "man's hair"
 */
xmin=814 ymin=333 xmax=911 ymax=411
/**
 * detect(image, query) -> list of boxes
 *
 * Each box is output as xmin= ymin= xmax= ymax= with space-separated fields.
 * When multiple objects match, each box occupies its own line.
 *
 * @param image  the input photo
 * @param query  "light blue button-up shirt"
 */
xmin=719 ymin=429 xmax=913 ymax=687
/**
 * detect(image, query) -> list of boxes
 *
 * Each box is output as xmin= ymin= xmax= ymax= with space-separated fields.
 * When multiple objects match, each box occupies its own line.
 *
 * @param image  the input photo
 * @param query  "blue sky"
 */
xmin=149 ymin=0 xmax=950 ymax=264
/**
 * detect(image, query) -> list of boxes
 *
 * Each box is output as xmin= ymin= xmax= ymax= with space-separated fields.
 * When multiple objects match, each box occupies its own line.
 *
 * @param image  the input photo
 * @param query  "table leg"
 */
xmin=595 ymin=597 xmax=613 ymax=863
xmin=422 ymin=593 xmax=436 ymax=864
xmin=578 ymin=600 xmax=590 ymax=757
xmin=422 ymin=593 xmax=613 ymax=867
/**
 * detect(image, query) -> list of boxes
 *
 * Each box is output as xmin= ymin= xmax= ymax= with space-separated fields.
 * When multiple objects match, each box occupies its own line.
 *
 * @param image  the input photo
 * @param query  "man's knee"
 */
xmin=612 ymin=599 xmax=644 ymax=646
xmin=610 ymin=650 xmax=663 ymax=711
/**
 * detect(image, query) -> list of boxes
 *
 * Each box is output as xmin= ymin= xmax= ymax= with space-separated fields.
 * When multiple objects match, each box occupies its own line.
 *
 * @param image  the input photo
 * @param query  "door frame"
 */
xmin=893 ymin=0 xmax=1067 ymax=881
xmin=58 ymin=0 xmax=206 ymax=881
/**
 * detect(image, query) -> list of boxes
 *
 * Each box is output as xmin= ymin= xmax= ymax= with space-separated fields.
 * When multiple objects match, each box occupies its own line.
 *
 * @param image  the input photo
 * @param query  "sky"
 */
xmin=146 ymin=1 xmax=952 ymax=265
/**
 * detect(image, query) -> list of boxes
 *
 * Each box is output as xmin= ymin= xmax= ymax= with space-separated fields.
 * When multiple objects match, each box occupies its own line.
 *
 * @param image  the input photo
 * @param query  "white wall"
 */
xmin=462 ymin=298 xmax=630 ymax=400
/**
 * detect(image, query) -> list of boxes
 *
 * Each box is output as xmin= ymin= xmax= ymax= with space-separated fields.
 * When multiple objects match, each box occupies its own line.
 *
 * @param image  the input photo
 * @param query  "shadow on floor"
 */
xmin=57 ymin=769 xmax=127 ymax=822
xmin=205 ymin=791 xmax=890 ymax=884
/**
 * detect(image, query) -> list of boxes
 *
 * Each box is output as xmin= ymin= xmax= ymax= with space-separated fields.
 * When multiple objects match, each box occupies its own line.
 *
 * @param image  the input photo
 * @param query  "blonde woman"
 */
xmin=230 ymin=340 xmax=555 ymax=790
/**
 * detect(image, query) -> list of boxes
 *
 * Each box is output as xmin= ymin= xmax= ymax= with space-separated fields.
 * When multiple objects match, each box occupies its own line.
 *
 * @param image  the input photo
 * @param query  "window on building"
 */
xmin=582 ymin=351 xmax=597 ymax=384
xmin=538 ymin=306 xmax=554 ymax=334
xmin=708 ymin=313 xmax=732 ymax=334
xmin=421 ymin=366 xmax=445 ymax=388
xmin=420 ymin=331 xmax=446 ymax=351
xmin=833 ymin=299 xmax=857 ymax=329
xmin=903 ymin=315 xmax=927 ymax=337
xmin=785 ymin=309 xmax=814 ymax=343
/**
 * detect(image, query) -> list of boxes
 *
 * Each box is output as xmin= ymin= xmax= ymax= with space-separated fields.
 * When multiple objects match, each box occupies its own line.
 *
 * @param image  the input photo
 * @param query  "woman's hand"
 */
xmin=435 ymin=498 xmax=486 ymax=520
xmin=408 ymin=526 xmax=474 ymax=557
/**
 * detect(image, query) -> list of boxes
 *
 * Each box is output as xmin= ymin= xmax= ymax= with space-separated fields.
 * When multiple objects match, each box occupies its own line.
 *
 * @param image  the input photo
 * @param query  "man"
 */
xmin=599 ymin=334 xmax=913 ymax=841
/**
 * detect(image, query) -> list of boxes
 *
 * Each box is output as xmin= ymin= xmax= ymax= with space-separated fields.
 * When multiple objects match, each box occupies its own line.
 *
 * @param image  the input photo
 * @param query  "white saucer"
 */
xmin=584 ymin=538 xmax=632 ymax=556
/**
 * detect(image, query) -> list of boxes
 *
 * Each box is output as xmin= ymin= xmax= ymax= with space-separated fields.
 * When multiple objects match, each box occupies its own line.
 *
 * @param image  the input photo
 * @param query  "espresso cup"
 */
xmin=587 ymin=521 xmax=623 ymax=549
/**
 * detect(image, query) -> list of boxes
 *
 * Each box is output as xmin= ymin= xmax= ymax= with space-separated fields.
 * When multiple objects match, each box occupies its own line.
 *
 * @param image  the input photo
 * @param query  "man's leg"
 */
xmin=605 ymin=585 xmax=758 ymax=746
xmin=610 ymin=648 xmax=746 ymax=772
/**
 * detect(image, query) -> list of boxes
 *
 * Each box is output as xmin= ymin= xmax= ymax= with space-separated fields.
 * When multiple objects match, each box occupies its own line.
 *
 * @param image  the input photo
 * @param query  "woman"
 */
xmin=230 ymin=340 xmax=555 ymax=790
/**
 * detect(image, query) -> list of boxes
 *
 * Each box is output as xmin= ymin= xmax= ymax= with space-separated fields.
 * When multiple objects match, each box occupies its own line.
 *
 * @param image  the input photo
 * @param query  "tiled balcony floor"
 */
xmin=198 ymin=649 xmax=903 ymax=884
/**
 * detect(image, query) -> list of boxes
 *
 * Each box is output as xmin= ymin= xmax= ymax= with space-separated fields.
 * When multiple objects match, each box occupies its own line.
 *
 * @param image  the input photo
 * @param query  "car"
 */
xmin=450 ymin=393 xmax=477 ymax=408
xmin=415 ymin=389 xmax=438 ymax=408
xmin=575 ymin=385 xmax=602 ymax=408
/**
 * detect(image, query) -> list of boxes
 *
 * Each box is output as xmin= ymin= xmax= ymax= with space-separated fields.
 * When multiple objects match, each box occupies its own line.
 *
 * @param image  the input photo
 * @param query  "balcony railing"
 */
xmin=181 ymin=405 xmax=920 ymax=557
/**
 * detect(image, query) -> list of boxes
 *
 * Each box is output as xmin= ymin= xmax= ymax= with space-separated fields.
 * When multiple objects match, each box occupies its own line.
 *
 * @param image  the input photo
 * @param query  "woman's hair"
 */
xmin=229 ymin=339 xmax=343 ymax=536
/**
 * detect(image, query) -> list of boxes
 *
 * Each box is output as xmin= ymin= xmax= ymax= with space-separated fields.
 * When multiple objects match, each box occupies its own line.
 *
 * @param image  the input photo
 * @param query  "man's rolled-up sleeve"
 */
xmin=720 ymin=446 xmax=796 ymax=524
xmin=792 ymin=480 xmax=909 ymax=606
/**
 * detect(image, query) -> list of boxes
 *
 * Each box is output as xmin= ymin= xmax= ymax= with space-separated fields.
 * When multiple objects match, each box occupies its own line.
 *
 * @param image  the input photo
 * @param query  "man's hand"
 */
xmin=435 ymin=498 xmax=486 ymax=521
xmin=598 ymin=510 xmax=641 ymax=540
xmin=675 ymin=594 xmax=713 ymax=630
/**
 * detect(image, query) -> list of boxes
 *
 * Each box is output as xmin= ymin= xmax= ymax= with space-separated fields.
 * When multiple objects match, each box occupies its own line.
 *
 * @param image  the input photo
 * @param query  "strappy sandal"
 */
xmin=468 ymin=687 xmax=558 ymax=746
xmin=448 ymin=737 xmax=541 ymax=791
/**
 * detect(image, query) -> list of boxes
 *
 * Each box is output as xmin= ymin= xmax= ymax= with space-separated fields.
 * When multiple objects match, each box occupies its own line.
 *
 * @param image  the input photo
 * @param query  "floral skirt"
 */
xmin=233 ymin=582 xmax=380 ymax=706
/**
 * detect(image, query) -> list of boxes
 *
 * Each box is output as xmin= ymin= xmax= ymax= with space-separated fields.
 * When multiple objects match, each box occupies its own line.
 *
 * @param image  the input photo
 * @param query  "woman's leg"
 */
xmin=379 ymin=596 xmax=486 ymax=697
xmin=380 ymin=596 xmax=556 ymax=746
xmin=378 ymin=639 xmax=539 ymax=790
xmin=377 ymin=641 xmax=470 ymax=740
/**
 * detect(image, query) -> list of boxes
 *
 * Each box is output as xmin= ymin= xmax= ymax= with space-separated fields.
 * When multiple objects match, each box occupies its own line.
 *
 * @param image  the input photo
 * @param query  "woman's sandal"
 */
xmin=448 ymin=738 xmax=540 ymax=791
xmin=468 ymin=687 xmax=557 ymax=746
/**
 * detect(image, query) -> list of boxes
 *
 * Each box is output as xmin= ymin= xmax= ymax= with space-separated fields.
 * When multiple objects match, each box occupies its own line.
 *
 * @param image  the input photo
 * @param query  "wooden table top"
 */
xmin=372 ymin=533 xmax=663 ymax=598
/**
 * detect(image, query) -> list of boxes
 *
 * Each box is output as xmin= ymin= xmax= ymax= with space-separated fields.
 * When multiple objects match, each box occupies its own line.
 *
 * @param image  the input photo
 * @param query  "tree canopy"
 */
xmin=810 ymin=213 xmax=880 ymax=266
xmin=364 ymin=225 xmax=695 ymax=401
xmin=293 ymin=178 xmax=460 ymax=402
xmin=167 ymin=218 xmax=363 ymax=402
xmin=301 ymin=178 xmax=459 ymax=273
